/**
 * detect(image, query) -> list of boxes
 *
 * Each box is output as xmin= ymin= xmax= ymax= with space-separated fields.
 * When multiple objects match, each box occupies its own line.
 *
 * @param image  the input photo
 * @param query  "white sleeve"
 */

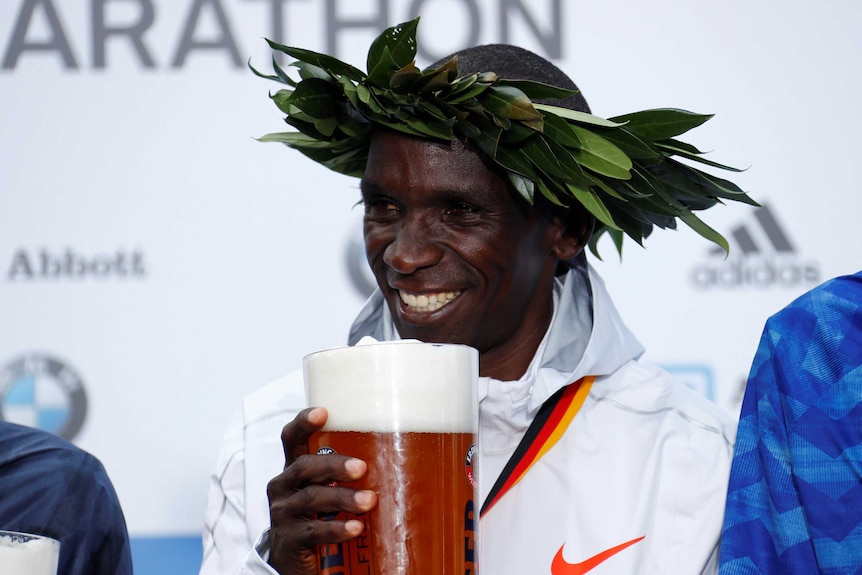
xmin=200 ymin=372 xmax=307 ymax=575
xmin=199 ymin=408 xmax=275 ymax=575
xmin=235 ymin=530 xmax=281 ymax=574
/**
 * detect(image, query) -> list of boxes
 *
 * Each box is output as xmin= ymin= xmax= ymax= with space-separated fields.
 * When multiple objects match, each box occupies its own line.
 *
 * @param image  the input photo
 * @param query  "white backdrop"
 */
xmin=2 ymin=1 xmax=861 ymax=573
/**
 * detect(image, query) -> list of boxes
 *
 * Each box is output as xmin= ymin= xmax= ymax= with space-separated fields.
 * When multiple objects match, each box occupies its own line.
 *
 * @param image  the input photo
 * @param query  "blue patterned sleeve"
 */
xmin=719 ymin=272 xmax=862 ymax=575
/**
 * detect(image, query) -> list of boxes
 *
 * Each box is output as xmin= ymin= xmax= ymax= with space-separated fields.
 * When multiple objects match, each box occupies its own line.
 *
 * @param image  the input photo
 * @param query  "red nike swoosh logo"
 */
xmin=551 ymin=536 xmax=645 ymax=574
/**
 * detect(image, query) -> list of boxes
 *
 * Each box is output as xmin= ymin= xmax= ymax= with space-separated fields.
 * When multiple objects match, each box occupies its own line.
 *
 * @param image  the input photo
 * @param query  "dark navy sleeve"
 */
xmin=0 ymin=422 xmax=133 ymax=575
xmin=719 ymin=272 xmax=862 ymax=574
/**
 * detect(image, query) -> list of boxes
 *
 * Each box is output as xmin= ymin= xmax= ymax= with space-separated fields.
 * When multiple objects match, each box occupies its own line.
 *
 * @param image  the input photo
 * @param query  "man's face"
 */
xmin=361 ymin=130 xmax=569 ymax=380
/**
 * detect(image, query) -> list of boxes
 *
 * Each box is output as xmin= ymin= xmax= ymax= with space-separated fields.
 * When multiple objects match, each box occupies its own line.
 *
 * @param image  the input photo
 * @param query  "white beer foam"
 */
xmin=0 ymin=532 xmax=60 ymax=575
xmin=304 ymin=340 xmax=478 ymax=433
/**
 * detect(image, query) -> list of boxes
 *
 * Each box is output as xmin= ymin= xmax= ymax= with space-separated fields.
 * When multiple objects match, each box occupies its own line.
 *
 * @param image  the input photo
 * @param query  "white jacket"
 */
xmin=199 ymin=264 xmax=735 ymax=574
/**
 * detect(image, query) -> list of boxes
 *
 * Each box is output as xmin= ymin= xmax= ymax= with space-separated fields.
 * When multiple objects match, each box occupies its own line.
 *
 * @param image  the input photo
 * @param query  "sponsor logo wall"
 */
xmin=2 ymin=1 xmax=861 ymax=573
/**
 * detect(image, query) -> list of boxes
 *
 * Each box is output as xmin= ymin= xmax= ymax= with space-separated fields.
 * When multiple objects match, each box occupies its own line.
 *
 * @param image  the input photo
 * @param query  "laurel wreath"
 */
xmin=252 ymin=18 xmax=757 ymax=256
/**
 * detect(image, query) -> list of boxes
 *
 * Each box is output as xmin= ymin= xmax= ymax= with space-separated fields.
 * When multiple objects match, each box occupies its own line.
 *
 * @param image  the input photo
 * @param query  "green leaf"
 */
xmin=678 ymin=209 xmax=729 ymax=255
xmin=281 ymin=116 xmax=329 ymax=140
xmin=507 ymin=173 xmax=535 ymax=203
xmin=337 ymin=75 xmax=359 ymax=106
xmin=498 ymin=79 xmax=579 ymax=101
xmin=367 ymin=45 xmax=399 ymax=86
xmin=589 ymin=227 xmax=627 ymax=260
xmin=658 ymin=137 xmax=703 ymax=154
xmin=464 ymin=120 xmax=502 ymax=158
xmin=494 ymin=146 xmax=540 ymax=180
xmin=482 ymin=86 xmax=543 ymax=121
xmin=297 ymin=62 xmax=332 ymax=82
xmin=534 ymin=105 xmax=626 ymax=127
xmin=375 ymin=118 xmax=432 ymax=139
xmin=334 ymin=114 xmax=368 ymax=138
xmin=314 ymin=116 xmax=337 ymax=137
xmin=651 ymin=159 xmax=757 ymax=206
xmin=449 ymin=83 xmax=488 ymax=103
xmin=542 ymin=135 xmax=595 ymax=184
xmin=566 ymin=183 xmax=622 ymax=230
xmin=477 ymin=72 xmax=498 ymax=83
xmin=569 ymin=124 xmax=632 ymax=179
xmin=257 ymin=131 xmax=333 ymax=146
xmin=286 ymin=77 xmax=338 ymax=117
xmin=519 ymin=117 xmax=544 ymax=131
xmin=500 ymin=121 xmax=536 ymax=144
xmin=600 ymin=195 xmax=655 ymax=239
xmin=249 ymin=58 xmax=287 ymax=84
xmin=270 ymin=88 xmax=295 ymax=113
xmin=389 ymin=63 xmax=421 ymax=92
xmin=403 ymin=116 xmax=454 ymax=140
xmin=449 ymin=73 xmax=479 ymax=96
xmin=681 ymin=166 xmax=759 ymax=206
xmin=264 ymin=39 xmax=365 ymax=81
xmin=582 ymin=172 xmax=628 ymax=201
xmin=367 ymin=18 xmax=418 ymax=78
xmin=356 ymin=84 xmax=372 ymax=104
xmin=540 ymin=113 xmax=581 ymax=148
xmin=536 ymin=178 xmax=566 ymax=206
xmin=522 ymin=136 xmax=569 ymax=179
xmin=417 ymin=100 xmax=453 ymax=122
xmin=656 ymin=142 xmax=746 ymax=172
xmin=608 ymin=108 xmax=713 ymax=140
xmin=249 ymin=55 xmax=298 ymax=86
xmin=454 ymin=116 xmax=482 ymax=138
xmin=491 ymin=114 xmax=512 ymax=130
xmin=593 ymin=127 xmax=660 ymax=161
xmin=414 ymin=67 xmax=455 ymax=94
xmin=428 ymin=56 xmax=459 ymax=82
xmin=636 ymin=166 xmax=690 ymax=214
xmin=619 ymin=166 xmax=660 ymax=199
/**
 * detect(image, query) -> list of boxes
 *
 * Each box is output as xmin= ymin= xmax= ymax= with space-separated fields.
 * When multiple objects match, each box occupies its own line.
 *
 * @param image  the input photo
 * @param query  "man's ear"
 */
xmin=551 ymin=211 xmax=595 ymax=261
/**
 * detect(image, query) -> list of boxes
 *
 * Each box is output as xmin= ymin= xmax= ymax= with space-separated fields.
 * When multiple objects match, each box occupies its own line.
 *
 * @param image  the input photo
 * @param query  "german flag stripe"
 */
xmin=480 ymin=376 xmax=594 ymax=517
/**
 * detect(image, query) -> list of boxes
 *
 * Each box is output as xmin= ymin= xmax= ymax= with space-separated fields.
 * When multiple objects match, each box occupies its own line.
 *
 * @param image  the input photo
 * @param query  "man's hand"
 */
xmin=266 ymin=407 xmax=377 ymax=574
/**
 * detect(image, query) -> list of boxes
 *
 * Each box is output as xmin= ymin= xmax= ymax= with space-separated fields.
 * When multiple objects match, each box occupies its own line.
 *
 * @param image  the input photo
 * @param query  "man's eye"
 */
xmin=364 ymin=198 xmax=400 ymax=215
xmin=446 ymin=203 xmax=481 ymax=216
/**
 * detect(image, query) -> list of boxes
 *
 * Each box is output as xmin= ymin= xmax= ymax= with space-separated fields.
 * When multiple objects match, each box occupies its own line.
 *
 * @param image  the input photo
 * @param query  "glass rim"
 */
xmin=0 ymin=530 xmax=60 ymax=545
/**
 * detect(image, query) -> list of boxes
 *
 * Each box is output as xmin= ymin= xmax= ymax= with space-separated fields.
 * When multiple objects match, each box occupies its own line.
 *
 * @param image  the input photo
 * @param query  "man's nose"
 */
xmin=382 ymin=215 xmax=443 ymax=274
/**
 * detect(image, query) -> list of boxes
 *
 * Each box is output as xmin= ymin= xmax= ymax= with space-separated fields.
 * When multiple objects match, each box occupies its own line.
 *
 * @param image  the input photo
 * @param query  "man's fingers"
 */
xmin=270 ymin=485 xmax=377 ymax=527
xmin=267 ymin=454 xmax=377 ymax=574
xmin=268 ymin=455 xmax=368 ymax=499
xmin=281 ymin=407 xmax=328 ymax=464
xmin=268 ymin=483 xmax=377 ymax=572
xmin=268 ymin=513 xmax=370 ymax=574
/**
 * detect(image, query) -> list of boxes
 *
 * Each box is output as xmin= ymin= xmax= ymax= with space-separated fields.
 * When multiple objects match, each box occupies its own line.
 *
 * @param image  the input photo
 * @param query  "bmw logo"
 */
xmin=0 ymin=353 xmax=88 ymax=441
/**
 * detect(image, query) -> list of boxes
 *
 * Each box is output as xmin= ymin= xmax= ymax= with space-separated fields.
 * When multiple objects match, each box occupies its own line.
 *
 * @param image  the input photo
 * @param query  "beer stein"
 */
xmin=303 ymin=340 xmax=479 ymax=575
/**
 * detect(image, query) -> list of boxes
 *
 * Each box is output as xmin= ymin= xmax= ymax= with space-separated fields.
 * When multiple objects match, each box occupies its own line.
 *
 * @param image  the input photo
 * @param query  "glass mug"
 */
xmin=0 ymin=530 xmax=60 ymax=575
xmin=303 ymin=340 xmax=479 ymax=575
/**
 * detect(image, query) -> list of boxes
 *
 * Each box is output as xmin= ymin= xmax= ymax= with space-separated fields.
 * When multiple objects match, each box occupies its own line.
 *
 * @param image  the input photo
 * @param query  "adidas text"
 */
xmin=690 ymin=257 xmax=821 ymax=290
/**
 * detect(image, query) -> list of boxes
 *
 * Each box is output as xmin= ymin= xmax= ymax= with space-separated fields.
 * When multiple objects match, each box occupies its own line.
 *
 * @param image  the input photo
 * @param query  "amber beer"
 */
xmin=303 ymin=341 xmax=479 ymax=575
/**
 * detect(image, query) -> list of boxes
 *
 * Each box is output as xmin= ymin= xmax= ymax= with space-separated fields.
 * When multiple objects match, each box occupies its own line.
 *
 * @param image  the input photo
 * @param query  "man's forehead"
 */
xmin=362 ymin=132 xmax=510 ymax=199
xmin=367 ymin=128 xmax=466 ymax=154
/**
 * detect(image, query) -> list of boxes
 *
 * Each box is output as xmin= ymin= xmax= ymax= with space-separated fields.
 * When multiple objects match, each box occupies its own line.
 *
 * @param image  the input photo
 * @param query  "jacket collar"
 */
xmin=347 ymin=262 xmax=644 ymax=413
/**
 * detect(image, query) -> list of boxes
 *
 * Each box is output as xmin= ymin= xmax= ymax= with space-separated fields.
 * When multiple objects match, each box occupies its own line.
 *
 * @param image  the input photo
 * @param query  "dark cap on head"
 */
xmin=431 ymin=44 xmax=591 ymax=114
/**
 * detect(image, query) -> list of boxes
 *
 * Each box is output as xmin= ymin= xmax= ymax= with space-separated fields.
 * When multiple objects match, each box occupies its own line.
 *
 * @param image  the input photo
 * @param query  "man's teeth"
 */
xmin=399 ymin=290 xmax=461 ymax=312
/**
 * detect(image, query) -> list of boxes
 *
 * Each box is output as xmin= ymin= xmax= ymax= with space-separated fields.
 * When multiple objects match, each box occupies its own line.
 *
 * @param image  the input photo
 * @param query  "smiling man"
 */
xmin=199 ymin=19 xmax=754 ymax=575
xmin=360 ymin=130 xmax=585 ymax=382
